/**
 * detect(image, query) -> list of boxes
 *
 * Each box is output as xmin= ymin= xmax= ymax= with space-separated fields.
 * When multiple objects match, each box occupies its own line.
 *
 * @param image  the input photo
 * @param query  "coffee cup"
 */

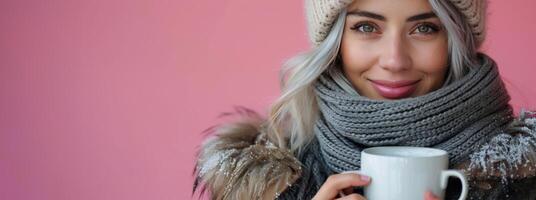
xmin=342 ymin=146 xmax=468 ymax=200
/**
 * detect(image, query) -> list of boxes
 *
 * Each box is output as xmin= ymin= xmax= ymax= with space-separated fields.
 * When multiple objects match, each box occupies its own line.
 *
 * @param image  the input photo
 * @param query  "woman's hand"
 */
xmin=313 ymin=173 xmax=440 ymax=200
xmin=312 ymin=172 xmax=371 ymax=200
xmin=425 ymin=191 xmax=440 ymax=200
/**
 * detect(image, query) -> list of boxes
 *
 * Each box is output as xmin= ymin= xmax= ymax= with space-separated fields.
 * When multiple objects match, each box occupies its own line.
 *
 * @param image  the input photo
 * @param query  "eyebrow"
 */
xmin=347 ymin=10 xmax=437 ymax=22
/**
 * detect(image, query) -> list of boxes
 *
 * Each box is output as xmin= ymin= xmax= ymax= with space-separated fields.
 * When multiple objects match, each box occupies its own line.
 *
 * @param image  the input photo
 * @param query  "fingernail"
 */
xmin=360 ymin=175 xmax=371 ymax=181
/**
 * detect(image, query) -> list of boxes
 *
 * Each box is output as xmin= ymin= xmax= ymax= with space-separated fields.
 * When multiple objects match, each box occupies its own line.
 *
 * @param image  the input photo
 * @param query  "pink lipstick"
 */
xmin=370 ymin=79 xmax=420 ymax=99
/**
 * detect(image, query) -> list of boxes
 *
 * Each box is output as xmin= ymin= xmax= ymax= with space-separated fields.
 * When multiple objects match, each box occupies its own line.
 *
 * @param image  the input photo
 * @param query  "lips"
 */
xmin=370 ymin=79 xmax=420 ymax=99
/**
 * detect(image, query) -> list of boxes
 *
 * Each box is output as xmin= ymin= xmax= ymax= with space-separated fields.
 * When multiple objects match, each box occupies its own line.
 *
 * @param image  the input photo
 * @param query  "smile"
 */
xmin=369 ymin=79 xmax=420 ymax=99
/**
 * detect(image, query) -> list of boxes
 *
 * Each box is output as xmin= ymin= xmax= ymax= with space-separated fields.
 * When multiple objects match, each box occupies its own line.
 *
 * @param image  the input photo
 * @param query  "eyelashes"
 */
xmin=414 ymin=22 xmax=441 ymax=34
xmin=349 ymin=21 xmax=442 ymax=35
xmin=350 ymin=21 xmax=380 ymax=34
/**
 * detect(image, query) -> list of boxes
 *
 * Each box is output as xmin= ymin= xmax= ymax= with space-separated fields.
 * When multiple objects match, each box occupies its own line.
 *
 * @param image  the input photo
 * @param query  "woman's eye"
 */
xmin=414 ymin=23 xmax=440 ymax=34
xmin=360 ymin=24 xmax=375 ymax=33
xmin=351 ymin=23 xmax=378 ymax=33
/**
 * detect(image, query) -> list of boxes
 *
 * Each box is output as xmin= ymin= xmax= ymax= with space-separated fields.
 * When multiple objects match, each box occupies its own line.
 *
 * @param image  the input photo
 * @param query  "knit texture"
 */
xmin=276 ymin=53 xmax=536 ymax=200
xmin=313 ymin=53 xmax=512 ymax=172
xmin=305 ymin=0 xmax=487 ymax=47
xmin=305 ymin=0 xmax=353 ymax=45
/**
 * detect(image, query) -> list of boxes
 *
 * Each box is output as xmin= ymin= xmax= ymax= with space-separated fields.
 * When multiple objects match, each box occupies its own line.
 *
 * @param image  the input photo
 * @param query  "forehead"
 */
xmin=346 ymin=0 xmax=434 ymax=18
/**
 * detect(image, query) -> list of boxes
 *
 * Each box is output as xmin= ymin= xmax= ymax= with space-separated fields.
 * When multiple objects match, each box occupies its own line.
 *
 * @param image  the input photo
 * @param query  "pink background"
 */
xmin=1 ymin=0 xmax=535 ymax=199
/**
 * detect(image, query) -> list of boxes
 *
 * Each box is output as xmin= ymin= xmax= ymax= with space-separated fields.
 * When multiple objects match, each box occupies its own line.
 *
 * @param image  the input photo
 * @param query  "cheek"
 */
xmin=415 ymin=42 xmax=448 ymax=70
xmin=339 ymin=35 xmax=380 ymax=97
xmin=340 ymin=36 xmax=376 ymax=77
xmin=413 ymin=39 xmax=449 ymax=90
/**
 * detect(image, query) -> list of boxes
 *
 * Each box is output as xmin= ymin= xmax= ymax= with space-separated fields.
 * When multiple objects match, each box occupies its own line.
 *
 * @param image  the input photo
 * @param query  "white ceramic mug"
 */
xmin=342 ymin=146 xmax=468 ymax=200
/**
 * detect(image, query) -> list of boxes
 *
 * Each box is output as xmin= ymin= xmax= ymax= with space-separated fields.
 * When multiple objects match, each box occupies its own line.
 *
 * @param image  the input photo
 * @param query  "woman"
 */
xmin=194 ymin=0 xmax=536 ymax=199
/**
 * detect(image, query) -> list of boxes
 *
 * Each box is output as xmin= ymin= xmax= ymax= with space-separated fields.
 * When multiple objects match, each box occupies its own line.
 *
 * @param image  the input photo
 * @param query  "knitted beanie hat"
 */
xmin=305 ymin=0 xmax=487 ymax=47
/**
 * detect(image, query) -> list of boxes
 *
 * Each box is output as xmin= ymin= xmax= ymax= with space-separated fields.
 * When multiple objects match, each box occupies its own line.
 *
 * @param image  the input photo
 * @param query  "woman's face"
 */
xmin=340 ymin=0 xmax=448 ymax=100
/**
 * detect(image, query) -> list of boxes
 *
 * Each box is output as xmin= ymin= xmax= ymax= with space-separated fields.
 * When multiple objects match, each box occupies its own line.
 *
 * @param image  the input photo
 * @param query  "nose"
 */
xmin=378 ymin=34 xmax=412 ymax=72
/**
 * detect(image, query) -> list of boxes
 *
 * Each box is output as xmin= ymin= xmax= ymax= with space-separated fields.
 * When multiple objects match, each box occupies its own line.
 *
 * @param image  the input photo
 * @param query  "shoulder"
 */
xmin=452 ymin=110 xmax=536 ymax=199
xmin=193 ymin=108 xmax=302 ymax=199
xmin=461 ymin=110 xmax=536 ymax=179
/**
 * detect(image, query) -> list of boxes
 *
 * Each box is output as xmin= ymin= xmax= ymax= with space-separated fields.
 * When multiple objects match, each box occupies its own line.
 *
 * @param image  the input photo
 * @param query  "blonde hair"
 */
xmin=265 ymin=0 xmax=480 ymax=154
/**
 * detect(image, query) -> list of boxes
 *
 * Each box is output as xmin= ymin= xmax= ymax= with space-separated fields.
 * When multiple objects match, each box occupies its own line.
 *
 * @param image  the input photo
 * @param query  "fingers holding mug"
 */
xmin=313 ymin=172 xmax=371 ymax=200
xmin=335 ymin=193 xmax=367 ymax=200
xmin=425 ymin=191 xmax=440 ymax=200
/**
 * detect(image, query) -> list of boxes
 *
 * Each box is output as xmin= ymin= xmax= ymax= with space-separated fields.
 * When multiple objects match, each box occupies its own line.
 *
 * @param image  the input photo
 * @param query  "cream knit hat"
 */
xmin=305 ymin=0 xmax=487 ymax=47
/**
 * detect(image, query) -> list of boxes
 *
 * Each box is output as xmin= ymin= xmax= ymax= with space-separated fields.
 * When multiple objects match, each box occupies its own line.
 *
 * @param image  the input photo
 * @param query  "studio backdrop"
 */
xmin=1 ymin=0 xmax=535 ymax=200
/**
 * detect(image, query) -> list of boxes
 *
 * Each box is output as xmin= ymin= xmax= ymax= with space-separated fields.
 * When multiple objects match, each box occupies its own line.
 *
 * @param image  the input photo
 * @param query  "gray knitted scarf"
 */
xmin=313 ymin=53 xmax=514 ymax=173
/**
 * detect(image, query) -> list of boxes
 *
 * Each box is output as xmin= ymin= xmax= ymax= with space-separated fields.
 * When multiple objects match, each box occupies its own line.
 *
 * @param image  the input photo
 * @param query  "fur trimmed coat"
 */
xmin=193 ymin=107 xmax=536 ymax=200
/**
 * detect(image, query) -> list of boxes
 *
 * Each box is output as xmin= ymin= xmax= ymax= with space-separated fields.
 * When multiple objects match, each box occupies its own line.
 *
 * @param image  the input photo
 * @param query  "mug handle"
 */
xmin=440 ymin=170 xmax=468 ymax=200
xmin=338 ymin=170 xmax=364 ymax=197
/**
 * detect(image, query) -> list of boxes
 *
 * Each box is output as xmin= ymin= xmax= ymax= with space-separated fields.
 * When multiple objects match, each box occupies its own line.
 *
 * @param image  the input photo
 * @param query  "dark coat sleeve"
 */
xmin=279 ymin=170 xmax=536 ymax=200
xmin=444 ymin=177 xmax=536 ymax=200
